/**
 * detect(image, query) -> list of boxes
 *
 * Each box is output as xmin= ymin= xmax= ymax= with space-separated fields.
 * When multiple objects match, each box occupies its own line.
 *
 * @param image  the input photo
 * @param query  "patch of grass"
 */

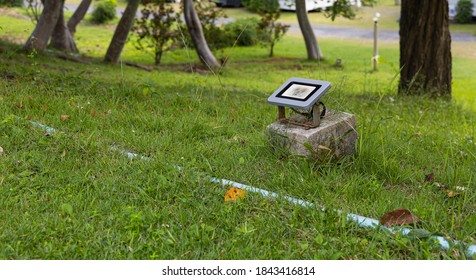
xmin=0 ymin=7 xmax=475 ymax=260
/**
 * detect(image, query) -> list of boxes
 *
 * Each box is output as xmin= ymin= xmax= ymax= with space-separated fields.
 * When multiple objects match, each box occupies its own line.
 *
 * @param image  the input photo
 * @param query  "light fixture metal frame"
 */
xmin=268 ymin=77 xmax=331 ymax=129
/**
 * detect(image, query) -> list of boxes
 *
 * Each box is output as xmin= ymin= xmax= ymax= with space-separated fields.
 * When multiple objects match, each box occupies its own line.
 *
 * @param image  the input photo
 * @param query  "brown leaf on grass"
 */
xmin=435 ymin=183 xmax=460 ymax=198
xmin=379 ymin=208 xmax=421 ymax=228
xmin=60 ymin=115 xmax=70 ymax=122
xmin=424 ymin=173 xmax=435 ymax=183
xmin=91 ymin=110 xmax=96 ymax=118
xmin=444 ymin=189 xmax=459 ymax=198
xmin=224 ymin=187 xmax=246 ymax=202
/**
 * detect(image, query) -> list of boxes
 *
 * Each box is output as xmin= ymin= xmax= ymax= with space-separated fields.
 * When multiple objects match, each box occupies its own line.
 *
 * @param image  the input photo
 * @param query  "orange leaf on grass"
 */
xmin=60 ymin=115 xmax=70 ymax=122
xmin=379 ymin=208 xmax=421 ymax=228
xmin=224 ymin=187 xmax=246 ymax=202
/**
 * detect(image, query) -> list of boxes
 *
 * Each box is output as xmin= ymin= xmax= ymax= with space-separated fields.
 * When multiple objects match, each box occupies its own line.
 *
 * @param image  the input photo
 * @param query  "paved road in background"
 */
xmin=287 ymin=23 xmax=476 ymax=42
xmin=63 ymin=3 xmax=476 ymax=42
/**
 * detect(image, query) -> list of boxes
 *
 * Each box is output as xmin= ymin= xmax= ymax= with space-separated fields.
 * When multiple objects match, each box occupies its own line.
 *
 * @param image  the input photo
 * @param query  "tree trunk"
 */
xmin=104 ymin=0 xmax=141 ymax=64
xmin=24 ymin=0 xmax=63 ymax=52
xmin=183 ymin=0 xmax=220 ymax=69
xmin=50 ymin=2 xmax=78 ymax=53
xmin=67 ymin=0 xmax=92 ymax=36
xmin=296 ymin=0 xmax=323 ymax=60
xmin=399 ymin=0 xmax=452 ymax=97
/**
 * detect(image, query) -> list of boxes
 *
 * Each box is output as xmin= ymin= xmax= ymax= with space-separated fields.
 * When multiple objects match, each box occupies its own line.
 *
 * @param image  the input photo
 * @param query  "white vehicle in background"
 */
xmin=448 ymin=0 xmax=476 ymax=19
xmin=278 ymin=0 xmax=362 ymax=11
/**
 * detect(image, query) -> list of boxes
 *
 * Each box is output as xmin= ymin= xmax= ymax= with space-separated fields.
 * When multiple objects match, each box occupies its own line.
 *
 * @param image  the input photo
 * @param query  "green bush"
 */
xmin=243 ymin=0 xmax=279 ymax=13
xmin=224 ymin=17 xmax=260 ymax=46
xmin=91 ymin=0 xmax=117 ymax=24
xmin=455 ymin=0 xmax=474 ymax=23
xmin=0 ymin=0 xmax=23 ymax=7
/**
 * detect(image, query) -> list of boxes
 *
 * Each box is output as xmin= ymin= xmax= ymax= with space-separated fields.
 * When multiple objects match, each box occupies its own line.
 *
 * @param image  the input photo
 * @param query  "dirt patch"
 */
xmin=0 ymin=70 xmax=16 ymax=81
xmin=452 ymin=41 xmax=476 ymax=60
xmin=0 ymin=8 xmax=30 ymax=20
xmin=0 ymin=36 xmax=25 ymax=45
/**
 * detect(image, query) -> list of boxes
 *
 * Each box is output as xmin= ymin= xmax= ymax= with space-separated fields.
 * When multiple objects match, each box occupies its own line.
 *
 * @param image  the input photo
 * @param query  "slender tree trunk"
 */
xmin=183 ymin=0 xmax=220 ymax=69
xmin=25 ymin=0 xmax=63 ymax=52
xmin=67 ymin=0 xmax=92 ymax=36
xmin=296 ymin=0 xmax=323 ymax=60
xmin=50 ymin=2 xmax=78 ymax=53
xmin=104 ymin=0 xmax=141 ymax=64
xmin=399 ymin=0 xmax=452 ymax=97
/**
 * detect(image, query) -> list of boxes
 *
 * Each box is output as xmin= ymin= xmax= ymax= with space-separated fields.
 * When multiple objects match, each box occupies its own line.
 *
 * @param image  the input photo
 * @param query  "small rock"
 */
xmin=0 ymin=146 xmax=3 ymax=155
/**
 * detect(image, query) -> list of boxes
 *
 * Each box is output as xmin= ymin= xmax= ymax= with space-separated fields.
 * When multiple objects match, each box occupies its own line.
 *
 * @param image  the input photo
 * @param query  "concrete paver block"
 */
xmin=266 ymin=110 xmax=358 ymax=160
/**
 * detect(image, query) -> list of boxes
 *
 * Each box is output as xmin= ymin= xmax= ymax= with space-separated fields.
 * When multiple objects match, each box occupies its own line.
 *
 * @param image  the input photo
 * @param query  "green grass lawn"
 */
xmin=0 ymin=5 xmax=475 ymax=260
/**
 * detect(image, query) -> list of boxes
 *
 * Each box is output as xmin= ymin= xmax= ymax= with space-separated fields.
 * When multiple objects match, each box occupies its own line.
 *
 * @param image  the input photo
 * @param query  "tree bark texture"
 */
xmin=183 ymin=0 xmax=220 ymax=69
xmin=399 ymin=0 xmax=452 ymax=97
xmin=295 ymin=0 xmax=323 ymax=60
xmin=24 ymin=0 xmax=63 ymax=52
xmin=104 ymin=0 xmax=141 ymax=64
xmin=50 ymin=2 xmax=78 ymax=53
xmin=67 ymin=0 xmax=92 ymax=36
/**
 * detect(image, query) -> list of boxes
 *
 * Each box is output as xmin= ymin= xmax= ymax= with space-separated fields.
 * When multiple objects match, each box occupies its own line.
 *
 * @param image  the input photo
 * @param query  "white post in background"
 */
xmin=372 ymin=12 xmax=380 ymax=71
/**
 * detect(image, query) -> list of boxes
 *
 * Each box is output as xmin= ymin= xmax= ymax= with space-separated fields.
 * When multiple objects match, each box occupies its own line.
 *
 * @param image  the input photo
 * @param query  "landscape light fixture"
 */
xmin=268 ymin=77 xmax=331 ymax=129
xmin=373 ymin=12 xmax=381 ymax=71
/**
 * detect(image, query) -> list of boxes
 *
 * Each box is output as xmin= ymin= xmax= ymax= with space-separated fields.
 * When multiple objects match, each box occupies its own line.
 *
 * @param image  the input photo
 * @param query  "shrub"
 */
xmin=0 ymin=0 xmax=23 ymax=7
xmin=243 ymin=0 xmax=279 ymax=13
xmin=132 ymin=1 xmax=182 ymax=64
xmin=455 ymin=0 xmax=474 ymax=23
xmin=224 ymin=17 xmax=260 ymax=47
xmin=91 ymin=0 xmax=117 ymax=24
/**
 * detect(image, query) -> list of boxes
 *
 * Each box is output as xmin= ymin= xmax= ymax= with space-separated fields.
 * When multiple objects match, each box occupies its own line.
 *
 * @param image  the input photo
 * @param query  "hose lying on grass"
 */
xmin=25 ymin=117 xmax=476 ymax=258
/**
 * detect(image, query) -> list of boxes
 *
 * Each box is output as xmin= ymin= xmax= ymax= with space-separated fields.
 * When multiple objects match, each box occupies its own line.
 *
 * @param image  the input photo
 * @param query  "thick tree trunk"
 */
xmin=24 ymin=0 xmax=63 ymax=52
xmin=399 ymin=0 xmax=452 ymax=97
xmin=104 ymin=0 xmax=141 ymax=64
xmin=183 ymin=0 xmax=220 ymax=69
xmin=296 ymin=0 xmax=323 ymax=60
xmin=67 ymin=0 xmax=92 ymax=36
xmin=50 ymin=2 xmax=78 ymax=53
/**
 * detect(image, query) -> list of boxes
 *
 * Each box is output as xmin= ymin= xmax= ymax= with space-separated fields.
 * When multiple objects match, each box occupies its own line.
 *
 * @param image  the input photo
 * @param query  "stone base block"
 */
xmin=266 ymin=110 xmax=358 ymax=160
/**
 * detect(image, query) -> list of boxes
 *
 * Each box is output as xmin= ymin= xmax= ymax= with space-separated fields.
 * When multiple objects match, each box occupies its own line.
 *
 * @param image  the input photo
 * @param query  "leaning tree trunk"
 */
xmin=296 ymin=0 xmax=323 ymax=60
xmin=183 ymin=0 xmax=220 ymax=69
xmin=50 ymin=1 xmax=78 ymax=53
xmin=25 ymin=0 xmax=63 ymax=52
xmin=67 ymin=0 xmax=92 ymax=36
xmin=104 ymin=0 xmax=141 ymax=63
xmin=399 ymin=0 xmax=452 ymax=97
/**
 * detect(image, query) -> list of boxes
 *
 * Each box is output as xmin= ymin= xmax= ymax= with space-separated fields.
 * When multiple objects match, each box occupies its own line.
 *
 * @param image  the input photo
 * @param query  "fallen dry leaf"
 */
xmin=379 ymin=208 xmax=421 ymax=228
xmin=91 ymin=109 xmax=96 ymax=118
xmin=224 ymin=187 xmax=246 ymax=202
xmin=424 ymin=173 xmax=435 ymax=184
xmin=435 ymin=183 xmax=460 ymax=197
xmin=0 ymin=146 xmax=3 ymax=155
xmin=445 ymin=189 xmax=459 ymax=198
xmin=60 ymin=115 xmax=70 ymax=122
